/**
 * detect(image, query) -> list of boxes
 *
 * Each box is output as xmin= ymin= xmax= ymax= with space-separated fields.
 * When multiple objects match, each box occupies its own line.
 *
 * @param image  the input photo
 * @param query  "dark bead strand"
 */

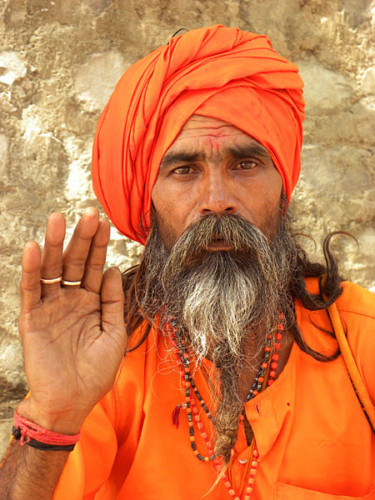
xmin=170 ymin=330 xmax=215 ymax=463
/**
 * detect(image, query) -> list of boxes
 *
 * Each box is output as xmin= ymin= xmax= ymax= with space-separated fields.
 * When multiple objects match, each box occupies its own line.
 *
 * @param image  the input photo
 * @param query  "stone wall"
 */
xmin=0 ymin=0 xmax=374 ymax=458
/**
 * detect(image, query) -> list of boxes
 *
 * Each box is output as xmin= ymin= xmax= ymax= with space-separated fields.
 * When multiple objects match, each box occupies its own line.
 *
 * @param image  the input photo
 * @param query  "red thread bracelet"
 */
xmin=13 ymin=411 xmax=81 ymax=446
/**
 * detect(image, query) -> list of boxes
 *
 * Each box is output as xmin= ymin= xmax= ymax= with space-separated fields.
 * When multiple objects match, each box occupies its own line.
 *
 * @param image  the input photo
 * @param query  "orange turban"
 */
xmin=92 ymin=24 xmax=305 ymax=244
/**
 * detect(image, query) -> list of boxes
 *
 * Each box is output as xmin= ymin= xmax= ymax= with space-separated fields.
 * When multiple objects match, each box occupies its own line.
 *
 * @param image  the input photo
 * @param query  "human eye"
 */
xmin=234 ymin=160 xmax=258 ymax=171
xmin=172 ymin=165 xmax=196 ymax=175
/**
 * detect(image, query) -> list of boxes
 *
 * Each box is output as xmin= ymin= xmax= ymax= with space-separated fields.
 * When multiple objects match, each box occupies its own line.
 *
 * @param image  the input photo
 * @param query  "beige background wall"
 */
xmin=0 ymin=0 xmax=374 ymax=457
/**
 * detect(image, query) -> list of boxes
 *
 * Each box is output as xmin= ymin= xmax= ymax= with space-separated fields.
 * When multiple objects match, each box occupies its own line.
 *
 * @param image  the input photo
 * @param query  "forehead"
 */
xmin=165 ymin=115 xmax=270 ymax=155
xmin=161 ymin=115 xmax=272 ymax=165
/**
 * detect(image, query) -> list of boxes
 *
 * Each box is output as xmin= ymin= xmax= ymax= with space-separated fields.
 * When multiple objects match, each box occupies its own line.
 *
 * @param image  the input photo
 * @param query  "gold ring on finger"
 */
xmin=62 ymin=280 xmax=82 ymax=286
xmin=40 ymin=276 xmax=62 ymax=284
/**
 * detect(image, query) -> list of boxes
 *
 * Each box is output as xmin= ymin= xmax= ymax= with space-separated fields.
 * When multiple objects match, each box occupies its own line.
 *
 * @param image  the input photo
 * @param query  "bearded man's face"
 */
xmin=150 ymin=113 xmax=290 ymax=355
xmin=148 ymin=113 xmax=297 ymax=360
xmin=147 ymin=114 xmax=296 ymax=463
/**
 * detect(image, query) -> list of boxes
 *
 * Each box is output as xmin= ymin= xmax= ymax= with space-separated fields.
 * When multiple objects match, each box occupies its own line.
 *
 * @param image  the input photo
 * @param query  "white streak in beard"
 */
xmin=179 ymin=251 xmax=279 ymax=366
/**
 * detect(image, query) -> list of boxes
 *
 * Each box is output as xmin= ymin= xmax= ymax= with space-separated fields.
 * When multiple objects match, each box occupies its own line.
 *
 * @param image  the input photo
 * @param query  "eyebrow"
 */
xmin=225 ymin=144 xmax=271 ymax=160
xmin=160 ymin=152 xmax=206 ymax=170
xmin=159 ymin=144 xmax=271 ymax=170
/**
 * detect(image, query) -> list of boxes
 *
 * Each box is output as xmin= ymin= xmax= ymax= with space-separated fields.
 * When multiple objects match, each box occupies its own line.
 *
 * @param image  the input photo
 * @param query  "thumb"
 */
xmin=101 ymin=267 xmax=126 ymax=348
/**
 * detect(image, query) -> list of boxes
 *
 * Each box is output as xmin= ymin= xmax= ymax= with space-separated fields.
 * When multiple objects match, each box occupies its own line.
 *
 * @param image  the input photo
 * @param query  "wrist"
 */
xmin=17 ymin=398 xmax=85 ymax=435
xmin=12 ymin=411 xmax=80 ymax=451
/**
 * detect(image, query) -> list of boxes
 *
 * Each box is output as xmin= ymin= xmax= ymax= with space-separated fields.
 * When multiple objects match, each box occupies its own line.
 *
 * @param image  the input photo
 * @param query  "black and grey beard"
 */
xmin=142 ymin=212 xmax=295 ymax=359
xmin=139 ymin=210 xmax=297 ymax=463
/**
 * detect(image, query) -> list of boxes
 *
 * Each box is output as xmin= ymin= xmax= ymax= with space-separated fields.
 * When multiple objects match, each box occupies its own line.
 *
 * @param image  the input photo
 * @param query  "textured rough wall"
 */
xmin=0 ymin=0 xmax=374 ymax=457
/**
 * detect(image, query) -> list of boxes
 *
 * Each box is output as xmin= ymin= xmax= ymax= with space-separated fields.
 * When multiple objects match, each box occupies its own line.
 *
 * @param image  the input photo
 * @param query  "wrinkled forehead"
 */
xmin=169 ymin=114 xmax=267 ymax=143
xmin=173 ymin=114 xmax=240 ymax=136
xmin=160 ymin=114 xmax=273 ymax=167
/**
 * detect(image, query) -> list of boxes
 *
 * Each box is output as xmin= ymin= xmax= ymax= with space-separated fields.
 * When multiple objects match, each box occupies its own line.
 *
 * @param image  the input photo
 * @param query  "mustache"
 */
xmin=162 ymin=213 xmax=276 ymax=277
xmin=173 ymin=214 xmax=270 ymax=249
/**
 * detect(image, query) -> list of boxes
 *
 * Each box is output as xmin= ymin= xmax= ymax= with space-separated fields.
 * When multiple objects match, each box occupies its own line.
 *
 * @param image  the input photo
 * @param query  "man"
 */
xmin=0 ymin=25 xmax=374 ymax=499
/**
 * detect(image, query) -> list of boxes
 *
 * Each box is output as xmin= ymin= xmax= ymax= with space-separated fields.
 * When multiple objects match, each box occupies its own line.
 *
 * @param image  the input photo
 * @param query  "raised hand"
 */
xmin=17 ymin=208 xmax=126 ymax=434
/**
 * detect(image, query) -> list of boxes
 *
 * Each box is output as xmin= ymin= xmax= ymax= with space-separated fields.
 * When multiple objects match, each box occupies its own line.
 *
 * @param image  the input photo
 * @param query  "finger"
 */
xmin=62 ymin=207 xmax=100 ymax=286
xmin=101 ymin=268 xmax=126 ymax=350
xmin=20 ymin=241 xmax=42 ymax=312
xmin=81 ymin=218 xmax=111 ymax=294
xmin=40 ymin=213 xmax=66 ymax=296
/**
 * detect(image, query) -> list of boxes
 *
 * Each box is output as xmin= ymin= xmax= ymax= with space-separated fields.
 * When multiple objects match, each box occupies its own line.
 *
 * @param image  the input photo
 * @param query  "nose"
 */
xmin=198 ymin=171 xmax=238 ymax=216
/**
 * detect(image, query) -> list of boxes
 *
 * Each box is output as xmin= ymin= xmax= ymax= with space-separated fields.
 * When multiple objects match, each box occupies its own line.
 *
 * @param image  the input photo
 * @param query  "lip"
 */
xmin=206 ymin=239 xmax=235 ymax=251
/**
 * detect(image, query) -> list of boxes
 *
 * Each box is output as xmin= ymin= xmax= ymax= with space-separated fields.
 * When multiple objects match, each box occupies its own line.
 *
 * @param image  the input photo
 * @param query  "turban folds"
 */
xmin=92 ymin=25 xmax=305 ymax=244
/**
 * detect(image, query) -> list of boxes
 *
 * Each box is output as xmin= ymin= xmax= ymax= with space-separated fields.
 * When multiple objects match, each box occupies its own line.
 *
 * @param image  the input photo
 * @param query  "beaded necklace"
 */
xmin=168 ymin=315 xmax=284 ymax=499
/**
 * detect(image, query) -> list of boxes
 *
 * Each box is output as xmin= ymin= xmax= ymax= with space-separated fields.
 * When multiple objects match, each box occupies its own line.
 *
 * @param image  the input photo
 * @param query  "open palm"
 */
xmin=17 ymin=208 xmax=126 ymax=434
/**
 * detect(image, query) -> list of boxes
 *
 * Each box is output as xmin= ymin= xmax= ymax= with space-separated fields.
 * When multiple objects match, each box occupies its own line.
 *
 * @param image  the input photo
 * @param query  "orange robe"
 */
xmin=54 ymin=279 xmax=375 ymax=499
